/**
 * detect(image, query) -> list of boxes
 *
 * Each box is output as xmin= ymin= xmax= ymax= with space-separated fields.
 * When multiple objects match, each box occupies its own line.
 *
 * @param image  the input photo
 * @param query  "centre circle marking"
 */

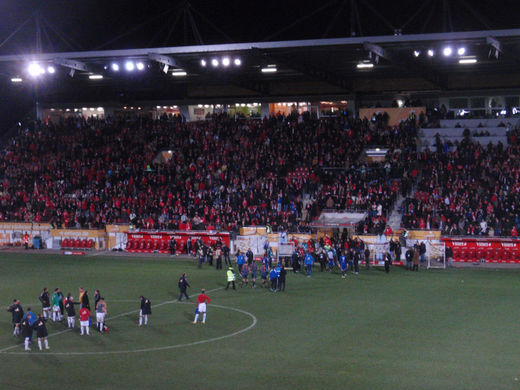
xmin=1 ymin=302 xmax=257 ymax=356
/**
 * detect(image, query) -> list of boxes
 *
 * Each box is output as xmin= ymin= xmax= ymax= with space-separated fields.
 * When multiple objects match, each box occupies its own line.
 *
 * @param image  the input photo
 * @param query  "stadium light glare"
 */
xmin=459 ymin=57 xmax=477 ymax=64
xmin=234 ymin=58 xmax=241 ymax=66
xmin=11 ymin=77 xmax=22 ymax=83
xmin=457 ymin=47 xmax=466 ymax=55
xmin=47 ymin=66 xmax=56 ymax=74
xmin=261 ymin=67 xmax=277 ymax=73
xmin=172 ymin=70 xmax=187 ymax=76
xmin=162 ymin=64 xmax=169 ymax=74
xmin=222 ymin=57 xmax=230 ymax=67
xmin=88 ymin=74 xmax=103 ymax=80
xmin=413 ymin=50 xmax=420 ymax=57
xmin=200 ymin=59 xmax=207 ymax=67
xmin=443 ymin=47 xmax=452 ymax=56
xmin=136 ymin=62 xmax=145 ymax=71
xmin=211 ymin=58 xmax=219 ymax=67
xmin=356 ymin=62 xmax=374 ymax=69
xmin=27 ymin=62 xmax=45 ymax=77
xmin=111 ymin=63 xmax=120 ymax=71
xmin=427 ymin=49 xmax=434 ymax=57
xmin=125 ymin=61 xmax=135 ymax=71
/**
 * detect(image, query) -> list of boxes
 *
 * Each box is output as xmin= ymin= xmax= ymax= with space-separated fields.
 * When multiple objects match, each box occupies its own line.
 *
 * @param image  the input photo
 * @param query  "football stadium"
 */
xmin=1 ymin=1 xmax=520 ymax=389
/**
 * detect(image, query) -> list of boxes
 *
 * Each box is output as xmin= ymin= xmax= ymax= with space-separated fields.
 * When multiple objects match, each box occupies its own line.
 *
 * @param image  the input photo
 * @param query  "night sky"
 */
xmin=1 ymin=0 xmax=520 ymax=55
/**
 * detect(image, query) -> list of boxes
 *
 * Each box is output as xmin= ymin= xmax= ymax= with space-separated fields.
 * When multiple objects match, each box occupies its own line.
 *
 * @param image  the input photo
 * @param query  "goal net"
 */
xmin=427 ymin=242 xmax=446 ymax=269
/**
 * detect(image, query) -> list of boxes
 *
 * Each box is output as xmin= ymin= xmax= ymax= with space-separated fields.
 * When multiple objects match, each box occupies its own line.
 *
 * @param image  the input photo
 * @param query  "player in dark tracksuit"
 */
xmin=384 ymin=251 xmax=392 ymax=273
xmin=39 ymin=288 xmax=50 ymax=320
xmin=178 ymin=273 xmax=190 ymax=301
xmin=6 ymin=299 xmax=24 ymax=336
xmin=33 ymin=314 xmax=49 ymax=350
xmin=278 ymin=265 xmax=287 ymax=291
xmin=21 ymin=316 xmax=33 ymax=351
xmin=64 ymin=293 xmax=79 ymax=328
xmin=139 ymin=296 xmax=152 ymax=326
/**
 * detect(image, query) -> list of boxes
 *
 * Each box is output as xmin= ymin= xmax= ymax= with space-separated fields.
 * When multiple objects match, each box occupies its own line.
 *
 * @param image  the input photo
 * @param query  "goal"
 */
xmin=427 ymin=242 xmax=446 ymax=269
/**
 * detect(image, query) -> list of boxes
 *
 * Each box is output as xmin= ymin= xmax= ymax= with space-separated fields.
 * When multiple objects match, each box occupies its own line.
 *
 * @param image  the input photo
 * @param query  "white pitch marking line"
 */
xmin=0 ymin=287 xmax=225 ymax=353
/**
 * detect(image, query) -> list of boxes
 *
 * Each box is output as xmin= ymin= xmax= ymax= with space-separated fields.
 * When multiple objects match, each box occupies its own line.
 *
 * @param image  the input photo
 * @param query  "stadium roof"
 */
xmin=2 ymin=1 xmax=520 ymax=110
xmin=3 ymin=28 xmax=520 ymax=104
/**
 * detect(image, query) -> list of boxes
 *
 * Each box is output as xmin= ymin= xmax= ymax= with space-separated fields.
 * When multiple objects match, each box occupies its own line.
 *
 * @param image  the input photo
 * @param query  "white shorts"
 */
xmin=80 ymin=320 xmax=89 ymax=327
xmin=96 ymin=313 xmax=105 ymax=322
xmin=198 ymin=303 xmax=206 ymax=313
xmin=53 ymin=305 xmax=60 ymax=312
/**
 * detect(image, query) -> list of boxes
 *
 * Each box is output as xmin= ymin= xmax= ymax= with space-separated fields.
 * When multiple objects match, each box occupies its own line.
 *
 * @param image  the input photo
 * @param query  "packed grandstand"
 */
xmin=0 ymin=107 xmax=518 ymax=240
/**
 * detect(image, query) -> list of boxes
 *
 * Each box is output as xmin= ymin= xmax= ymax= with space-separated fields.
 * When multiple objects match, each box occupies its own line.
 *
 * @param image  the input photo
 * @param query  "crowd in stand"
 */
xmin=0 ymin=111 xmax=418 ymax=233
xmin=402 ymin=137 xmax=520 ymax=236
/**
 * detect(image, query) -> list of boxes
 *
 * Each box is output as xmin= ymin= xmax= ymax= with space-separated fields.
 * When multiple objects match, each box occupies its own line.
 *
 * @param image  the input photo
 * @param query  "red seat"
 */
xmin=160 ymin=241 xmax=168 ymax=250
xmin=476 ymin=249 xmax=484 ymax=261
xmin=503 ymin=249 xmax=513 ymax=261
xmin=452 ymin=247 xmax=461 ymax=261
xmin=126 ymin=240 xmax=133 ymax=250
xmin=152 ymin=240 xmax=159 ymax=250
xmin=485 ymin=248 xmax=494 ymax=262
xmin=81 ymin=239 xmax=88 ymax=248
xmin=139 ymin=240 xmax=146 ymax=250
xmin=87 ymin=239 xmax=94 ymax=248
xmin=145 ymin=240 xmax=153 ymax=250
xmin=61 ymin=239 xmax=69 ymax=248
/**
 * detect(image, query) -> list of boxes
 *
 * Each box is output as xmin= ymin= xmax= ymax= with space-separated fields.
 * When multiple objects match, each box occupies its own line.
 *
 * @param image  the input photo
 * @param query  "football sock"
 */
xmin=194 ymin=314 xmax=199 ymax=323
xmin=44 ymin=339 xmax=49 ymax=349
xmin=38 ymin=340 xmax=42 ymax=350
xmin=139 ymin=315 xmax=142 ymax=326
xmin=24 ymin=338 xmax=30 ymax=350
xmin=202 ymin=313 xmax=206 ymax=323
xmin=144 ymin=315 xmax=148 ymax=325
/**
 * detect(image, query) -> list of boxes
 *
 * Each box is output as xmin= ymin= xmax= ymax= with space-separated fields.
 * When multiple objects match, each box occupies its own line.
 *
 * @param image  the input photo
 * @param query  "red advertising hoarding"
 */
xmin=126 ymin=231 xmax=230 ymax=254
xmin=442 ymin=237 xmax=520 ymax=263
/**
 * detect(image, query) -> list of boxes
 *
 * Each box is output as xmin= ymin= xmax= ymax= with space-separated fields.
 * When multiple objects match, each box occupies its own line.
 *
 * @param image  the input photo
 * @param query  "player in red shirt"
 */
xmin=79 ymin=307 xmax=91 ymax=335
xmin=192 ymin=289 xmax=211 ymax=325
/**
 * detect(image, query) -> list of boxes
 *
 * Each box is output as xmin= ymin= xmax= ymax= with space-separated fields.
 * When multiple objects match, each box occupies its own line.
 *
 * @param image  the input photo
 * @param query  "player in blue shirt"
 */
xmin=269 ymin=267 xmax=278 ymax=291
xmin=250 ymin=262 xmax=258 ymax=288
xmin=260 ymin=263 xmax=268 ymax=288
xmin=339 ymin=253 xmax=348 ymax=278
xmin=304 ymin=252 xmax=314 ymax=277
xmin=240 ymin=264 xmax=249 ymax=288
xmin=236 ymin=251 xmax=246 ymax=273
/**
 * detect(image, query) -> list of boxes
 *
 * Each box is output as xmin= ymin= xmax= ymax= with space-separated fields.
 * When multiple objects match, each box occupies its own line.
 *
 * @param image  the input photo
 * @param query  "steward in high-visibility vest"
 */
xmin=225 ymin=267 xmax=236 ymax=290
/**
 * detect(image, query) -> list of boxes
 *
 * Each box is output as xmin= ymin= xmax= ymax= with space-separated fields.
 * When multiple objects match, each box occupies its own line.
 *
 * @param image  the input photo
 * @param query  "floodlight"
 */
xmin=222 ymin=57 xmax=230 ymax=67
xmin=457 ymin=47 xmax=466 ymax=55
xmin=172 ymin=71 xmax=187 ymax=76
xmin=125 ymin=61 xmax=135 ymax=71
xmin=111 ymin=63 xmax=120 ymax=71
xmin=211 ymin=58 xmax=219 ymax=67
xmin=234 ymin=58 xmax=241 ymax=66
xmin=427 ymin=49 xmax=434 ymax=57
xmin=47 ymin=66 xmax=56 ymax=74
xmin=413 ymin=50 xmax=420 ymax=57
xmin=27 ymin=62 xmax=44 ymax=77
xmin=356 ymin=62 xmax=374 ymax=69
xmin=200 ymin=59 xmax=207 ymax=67
xmin=443 ymin=47 xmax=452 ymax=56
xmin=11 ymin=77 xmax=22 ymax=83
xmin=89 ymin=74 xmax=103 ymax=80
xmin=261 ymin=67 xmax=277 ymax=73
xmin=459 ymin=58 xmax=477 ymax=64
xmin=136 ymin=62 xmax=145 ymax=71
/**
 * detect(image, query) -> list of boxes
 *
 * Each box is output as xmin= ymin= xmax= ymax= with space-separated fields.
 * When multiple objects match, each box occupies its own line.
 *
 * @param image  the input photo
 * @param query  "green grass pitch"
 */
xmin=0 ymin=252 xmax=519 ymax=390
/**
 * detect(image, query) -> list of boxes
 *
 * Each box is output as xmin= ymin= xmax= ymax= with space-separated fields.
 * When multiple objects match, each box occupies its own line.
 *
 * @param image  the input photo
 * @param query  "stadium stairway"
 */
xmin=386 ymin=193 xmax=405 ymax=231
